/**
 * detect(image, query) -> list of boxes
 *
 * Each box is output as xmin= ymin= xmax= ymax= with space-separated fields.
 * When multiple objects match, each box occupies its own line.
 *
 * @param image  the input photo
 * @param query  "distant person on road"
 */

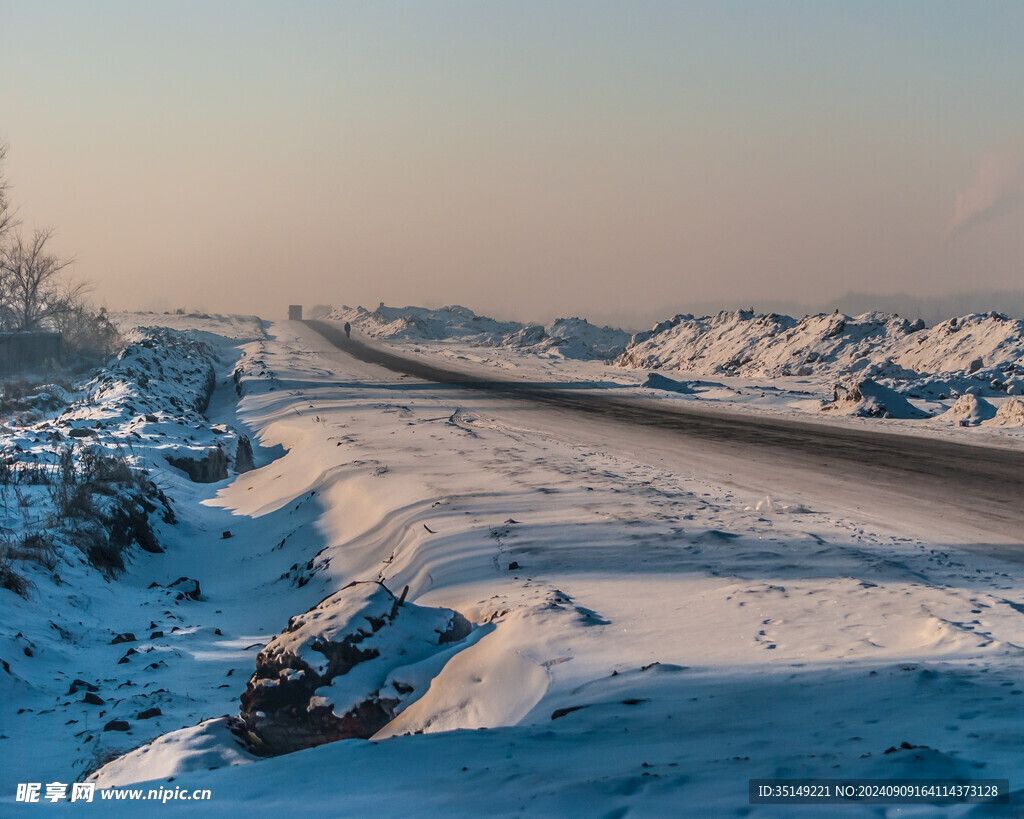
xmin=344 ymin=322 xmax=351 ymax=338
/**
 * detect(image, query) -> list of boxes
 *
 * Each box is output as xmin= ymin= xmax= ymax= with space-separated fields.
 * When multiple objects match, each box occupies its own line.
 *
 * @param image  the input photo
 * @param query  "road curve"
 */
xmin=305 ymin=320 xmax=1024 ymax=536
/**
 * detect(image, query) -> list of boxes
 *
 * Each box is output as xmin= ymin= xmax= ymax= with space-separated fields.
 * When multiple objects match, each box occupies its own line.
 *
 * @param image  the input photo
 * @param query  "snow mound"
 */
xmin=514 ymin=317 xmax=631 ymax=360
xmin=820 ymin=378 xmax=930 ymax=419
xmin=239 ymin=580 xmax=472 ymax=755
xmin=938 ymin=394 xmax=998 ymax=426
xmin=983 ymin=397 xmax=1024 ymax=427
xmin=89 ymin=717 xmax=258 ymax=788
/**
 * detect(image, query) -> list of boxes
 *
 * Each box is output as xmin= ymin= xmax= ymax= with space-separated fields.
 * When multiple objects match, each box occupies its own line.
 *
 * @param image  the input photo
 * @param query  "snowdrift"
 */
xmin=937 ymin=394 xmax=998 ymax=426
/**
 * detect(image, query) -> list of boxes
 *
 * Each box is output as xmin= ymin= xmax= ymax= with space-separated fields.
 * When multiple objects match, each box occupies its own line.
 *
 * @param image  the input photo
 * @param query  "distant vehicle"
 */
xmin=289 ymin=305 xmax=303 ymax=321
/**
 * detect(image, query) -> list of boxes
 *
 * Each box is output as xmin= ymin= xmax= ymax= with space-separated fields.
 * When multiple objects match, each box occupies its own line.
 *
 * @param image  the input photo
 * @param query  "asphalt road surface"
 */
xmin=305 ymin=320 xmax=1024 ymax=542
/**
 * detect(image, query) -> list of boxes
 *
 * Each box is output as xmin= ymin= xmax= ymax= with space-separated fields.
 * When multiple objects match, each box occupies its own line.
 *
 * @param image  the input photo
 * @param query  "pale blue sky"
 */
xmin=2 ymin=1 xmax=1022 ymax=322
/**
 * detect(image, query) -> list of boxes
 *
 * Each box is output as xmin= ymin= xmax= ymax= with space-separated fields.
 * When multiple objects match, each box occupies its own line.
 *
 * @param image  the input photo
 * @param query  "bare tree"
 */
xmin=0 ymin=142 xmax=118 ymax=364
xmin=0 ymin=228 xmax=73 ymax=332
xmin=0 ymin=140 xmax=15 ymax=244
xmin=48 ymin=275 xmax=119 ymax=357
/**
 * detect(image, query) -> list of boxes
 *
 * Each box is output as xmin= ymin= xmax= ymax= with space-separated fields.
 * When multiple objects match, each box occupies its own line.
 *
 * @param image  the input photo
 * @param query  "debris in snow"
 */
xmin=747 ymin=496 xmax=811 ymax=515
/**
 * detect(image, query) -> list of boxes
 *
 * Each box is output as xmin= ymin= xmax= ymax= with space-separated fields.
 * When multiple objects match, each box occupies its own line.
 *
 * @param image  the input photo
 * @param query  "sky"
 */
xmin=1 ymin=1 xmax=1022 ymax=325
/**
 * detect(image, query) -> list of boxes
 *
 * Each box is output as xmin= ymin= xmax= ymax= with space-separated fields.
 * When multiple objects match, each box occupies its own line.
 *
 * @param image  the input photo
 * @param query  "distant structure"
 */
xmin=288 ymin=305 xmax=303 ymax=321
xmin=0 ymin=332 xmax=62 ymax=374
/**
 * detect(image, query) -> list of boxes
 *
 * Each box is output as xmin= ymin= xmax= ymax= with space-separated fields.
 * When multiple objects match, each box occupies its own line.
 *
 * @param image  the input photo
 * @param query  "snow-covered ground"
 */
xmin=2 ymin=312 xmax=1022 ymax=815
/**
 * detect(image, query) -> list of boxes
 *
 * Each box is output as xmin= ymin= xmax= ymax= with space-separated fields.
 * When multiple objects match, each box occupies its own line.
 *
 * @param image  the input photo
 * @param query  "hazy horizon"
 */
xmin=2 ymin=2 xmax=1022 ymax=324
xmin=129 ymin=286 xmax=1024 ymax=335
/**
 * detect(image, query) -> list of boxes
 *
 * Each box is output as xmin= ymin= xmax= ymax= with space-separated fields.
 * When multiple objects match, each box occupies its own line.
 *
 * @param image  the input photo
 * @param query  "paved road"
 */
xmin=305 ymin=320 xmax=1024 ymax=539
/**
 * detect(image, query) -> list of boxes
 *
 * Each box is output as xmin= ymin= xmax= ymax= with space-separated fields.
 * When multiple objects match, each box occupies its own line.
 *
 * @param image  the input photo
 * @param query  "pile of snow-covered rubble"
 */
xmin=331 ymin=303 xmax=1024 ymax=423
xmin=620 ymin=309 xmax=1024 ymax=398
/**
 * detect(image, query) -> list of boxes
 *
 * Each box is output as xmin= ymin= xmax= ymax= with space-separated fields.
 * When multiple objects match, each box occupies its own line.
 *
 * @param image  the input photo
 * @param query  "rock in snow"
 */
xmin=168 ymin=576 xmax=202 ymax=601
xmin=165 ymin=445 xmax=229 ymax=483
xmin=239 ymin=581 xmax=471 ymax=755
